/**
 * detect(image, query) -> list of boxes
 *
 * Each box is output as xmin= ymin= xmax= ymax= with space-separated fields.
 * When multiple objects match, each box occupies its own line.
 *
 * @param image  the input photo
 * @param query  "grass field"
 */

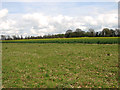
xmin=2 ymin=37 xmax=119 ymax=44
xmin=2 ymin=43 xmax=118 ymax=88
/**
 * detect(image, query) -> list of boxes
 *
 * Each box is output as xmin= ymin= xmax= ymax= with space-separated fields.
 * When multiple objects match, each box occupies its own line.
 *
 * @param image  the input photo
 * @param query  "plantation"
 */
xmin=2 ymin=43 xmax=118 ymax=88
xmin=2 ymin=37 xmax=119 ymax=44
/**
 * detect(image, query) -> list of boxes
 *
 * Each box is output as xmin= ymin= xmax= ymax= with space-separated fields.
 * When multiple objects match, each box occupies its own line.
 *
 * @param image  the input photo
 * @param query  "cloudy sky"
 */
xmin=0 ymin=0 xmax=118 ymax=36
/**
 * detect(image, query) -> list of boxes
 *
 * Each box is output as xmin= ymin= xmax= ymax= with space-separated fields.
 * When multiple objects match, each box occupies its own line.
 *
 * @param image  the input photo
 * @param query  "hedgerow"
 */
xmin=1 ymin=37 xmax=119 ymax=44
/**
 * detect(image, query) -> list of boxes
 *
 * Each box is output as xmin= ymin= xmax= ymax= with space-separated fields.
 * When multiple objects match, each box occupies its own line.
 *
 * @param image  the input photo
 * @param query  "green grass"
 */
xmin=2 ymin=43 xmax=118 ymax=88
xmin=2 ymin=37 xmax=119 ymax=44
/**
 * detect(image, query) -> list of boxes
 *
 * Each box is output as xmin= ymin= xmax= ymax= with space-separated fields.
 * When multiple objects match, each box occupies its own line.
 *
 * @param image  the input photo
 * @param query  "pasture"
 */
xmin=2 ymin=43 xmax=118 ymax=88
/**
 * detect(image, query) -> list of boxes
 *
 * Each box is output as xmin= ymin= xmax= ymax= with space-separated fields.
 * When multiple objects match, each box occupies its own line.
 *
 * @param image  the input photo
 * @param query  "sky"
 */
xmin=0 ymin=0 xmax=118 ymax=36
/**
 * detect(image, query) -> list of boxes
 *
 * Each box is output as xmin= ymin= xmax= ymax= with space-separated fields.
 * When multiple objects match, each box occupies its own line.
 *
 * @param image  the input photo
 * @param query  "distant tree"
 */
xmin=109 ymin=29 xmax=115 ymax=37
xmin=88 ymin=28 xmax=95 ymax=37
xmin=21 ymin=35 xmax=23 ymax=39
xmin=74 ymin=28 xmax=85 ymax=37
xmin=12 ymin=35 xmax=17 ymax=40
xmin=25 ymin=36 xmax=28 ymax=39
xmin=37 ymin=36 xmax=42 ymax=39
xmin=7 ymin=35 xmax=12 ymax=40
xmin=65 ymin=29 xmax=73 ymax=38
xmin=95 ymin=32 xmax=99 ymax=37
xmin=55 ymin=34 xmax=65 ymax=38
xmin=2 ymin=27 xmax=119 ymax=40
xmin=75 ymin=28 xmax=82 ymax=32
xmin=27 ymin=36 xmax=31 ymax=39
xmin=66 ymin=29 xmax=73 ymax=34
xmin=101 ymin=28 xmax=111 ymax=37
xmin=1 ymin=35 xmax=6 ymax=40
xmin=16 ymin=35 xmax=20 ymax=40
xmin=115 ymin=29 xmax=120 ymax=36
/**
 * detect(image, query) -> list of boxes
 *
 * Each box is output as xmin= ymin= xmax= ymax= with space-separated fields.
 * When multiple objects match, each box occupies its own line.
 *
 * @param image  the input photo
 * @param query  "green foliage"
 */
xmin=1 ymin=28 xmax=120 ymax=40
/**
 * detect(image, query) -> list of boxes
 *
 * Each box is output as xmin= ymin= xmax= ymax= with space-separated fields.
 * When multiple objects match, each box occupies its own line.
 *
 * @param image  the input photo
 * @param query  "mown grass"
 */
xmin=2 ymin=37 xmax=119 ymax=44
xmin=2 ymin=43 xmax=118 ymax=88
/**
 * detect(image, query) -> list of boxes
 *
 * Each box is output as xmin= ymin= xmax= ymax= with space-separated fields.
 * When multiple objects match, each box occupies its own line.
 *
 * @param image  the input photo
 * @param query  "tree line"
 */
xmin=1 ymin=28 xmax=120 ymax=40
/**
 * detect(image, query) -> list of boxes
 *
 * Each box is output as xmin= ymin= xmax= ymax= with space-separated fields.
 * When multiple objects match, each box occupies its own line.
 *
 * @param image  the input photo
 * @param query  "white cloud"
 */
xmin=0 ymin=9 xmax=18 ymax=35
xmin=0 ymin=9 xmax=118 ymax=36
xmin=83 ymin=13 xmax=117 ymax=31
xmin=0 ymin=9 xmax=8 ymax=19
